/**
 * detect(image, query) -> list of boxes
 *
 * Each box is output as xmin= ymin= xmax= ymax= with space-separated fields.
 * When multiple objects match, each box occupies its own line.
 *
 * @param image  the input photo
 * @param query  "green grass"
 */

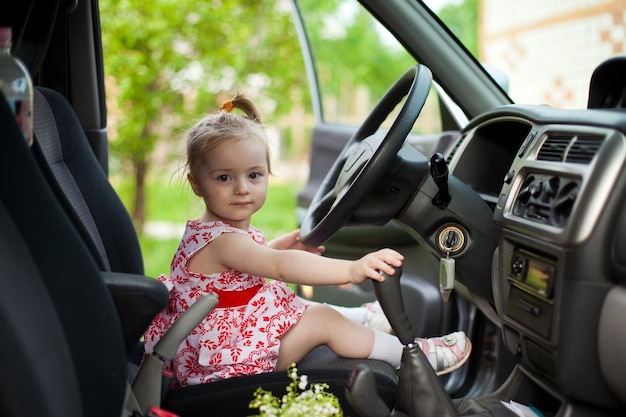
xmin=114 ymin=176 xmax=301 ymax=278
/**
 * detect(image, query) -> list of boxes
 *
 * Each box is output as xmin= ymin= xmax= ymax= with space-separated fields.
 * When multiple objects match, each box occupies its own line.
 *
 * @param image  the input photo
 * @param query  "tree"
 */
xmin=101 ymin=0 xmax=465 ymax=230
xmin=100 ymin=0 xmax=308 ymax=230
xmin=298 ymin=0 xmax=416 ymax=110
xmin=438 ymin=0 xmax=479 ymax=58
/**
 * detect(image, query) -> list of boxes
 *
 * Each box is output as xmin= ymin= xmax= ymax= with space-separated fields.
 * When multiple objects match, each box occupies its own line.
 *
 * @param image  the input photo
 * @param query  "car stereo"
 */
xmin=507 ymin=248 xmax=556 ymax=302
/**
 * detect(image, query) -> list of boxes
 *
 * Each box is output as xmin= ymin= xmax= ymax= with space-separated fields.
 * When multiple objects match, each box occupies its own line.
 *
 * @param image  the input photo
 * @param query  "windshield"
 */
xmin=295 ymin=0 xmax=622 ymax=130
xmin=425 ymin=0 xmax=624 ymax=109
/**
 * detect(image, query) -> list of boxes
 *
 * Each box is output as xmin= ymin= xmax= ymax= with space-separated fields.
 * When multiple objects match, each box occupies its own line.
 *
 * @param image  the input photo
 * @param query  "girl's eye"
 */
xmin=249 ymin=172 xmax=260 ymax=179
xmin=217 ymin=175 xmax=230 ymax=182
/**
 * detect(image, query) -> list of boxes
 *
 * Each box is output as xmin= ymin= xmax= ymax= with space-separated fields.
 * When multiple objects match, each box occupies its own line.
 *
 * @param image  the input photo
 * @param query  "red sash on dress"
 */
xmin=214 ymin=284 xmax=263 ymax=308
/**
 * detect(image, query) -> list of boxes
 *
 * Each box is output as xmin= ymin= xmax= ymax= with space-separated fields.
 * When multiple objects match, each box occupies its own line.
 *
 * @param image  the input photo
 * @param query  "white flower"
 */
xmin=249 ymin=363 xmax=343 ymax=416
xmin=298 ymin=375 xmax=308 ymax=390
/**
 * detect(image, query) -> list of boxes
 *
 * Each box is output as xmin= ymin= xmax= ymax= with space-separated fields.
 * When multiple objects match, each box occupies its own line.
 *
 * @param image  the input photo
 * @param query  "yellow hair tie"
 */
xmin=220 ymin=100 xmax=234 ymax=113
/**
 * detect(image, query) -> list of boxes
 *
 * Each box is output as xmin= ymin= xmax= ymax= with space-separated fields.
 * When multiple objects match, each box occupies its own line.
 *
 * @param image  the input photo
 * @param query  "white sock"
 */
xmin=326 ymin=304 xmax=366 ymax=325
xmin=367 ymin=329 xmax=403 ymax=368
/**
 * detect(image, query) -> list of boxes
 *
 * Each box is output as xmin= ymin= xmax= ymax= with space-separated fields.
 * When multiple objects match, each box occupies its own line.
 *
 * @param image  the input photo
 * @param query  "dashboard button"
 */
xmin=504 ymin=170 xmax=515 ymax=184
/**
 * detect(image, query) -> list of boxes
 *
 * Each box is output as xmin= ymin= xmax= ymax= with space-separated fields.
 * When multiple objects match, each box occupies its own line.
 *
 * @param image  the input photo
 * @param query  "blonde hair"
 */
xmin=185 ymin=92 xmax=272 ymax=179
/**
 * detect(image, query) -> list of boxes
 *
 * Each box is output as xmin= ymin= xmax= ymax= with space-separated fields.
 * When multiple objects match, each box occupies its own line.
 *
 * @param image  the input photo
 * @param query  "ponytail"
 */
xmin=219 ymin=92 xmax=262 ymax=124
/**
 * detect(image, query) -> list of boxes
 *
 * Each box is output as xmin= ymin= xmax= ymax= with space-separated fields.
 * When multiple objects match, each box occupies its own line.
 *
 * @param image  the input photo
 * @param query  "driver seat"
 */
xmin=0 ymin=93 xmax=128 ymax=417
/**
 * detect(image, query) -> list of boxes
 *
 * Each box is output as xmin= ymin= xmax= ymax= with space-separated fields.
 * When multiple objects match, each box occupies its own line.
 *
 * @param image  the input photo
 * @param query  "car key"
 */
xmin=439 ymin=251 xmax=455 ymax=303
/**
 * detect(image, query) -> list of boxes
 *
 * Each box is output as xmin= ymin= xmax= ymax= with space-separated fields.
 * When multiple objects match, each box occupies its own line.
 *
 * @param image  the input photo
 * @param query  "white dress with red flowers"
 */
xmin=143 ymin=220 xmax=306 ymax=386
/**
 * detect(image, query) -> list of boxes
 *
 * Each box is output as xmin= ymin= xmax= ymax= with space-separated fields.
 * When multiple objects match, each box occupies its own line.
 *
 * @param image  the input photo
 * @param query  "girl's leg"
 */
xmin=277 ymin=303 xmax=472 ymax=375
xmin=297 ymin=296 xmax=392 ymax=333
xmin=276 ymin=303 xmax=399 ymax=369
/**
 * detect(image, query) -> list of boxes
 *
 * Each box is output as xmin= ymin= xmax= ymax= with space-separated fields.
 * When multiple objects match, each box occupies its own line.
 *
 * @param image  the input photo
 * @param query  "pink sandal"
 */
xmin=415 ymin=331 xmax=472 ymax=376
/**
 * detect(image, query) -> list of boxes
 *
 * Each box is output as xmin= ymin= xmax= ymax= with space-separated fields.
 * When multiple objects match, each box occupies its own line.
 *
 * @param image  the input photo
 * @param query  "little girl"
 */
xmin=143 ymin=93 xmax=471 ymax=386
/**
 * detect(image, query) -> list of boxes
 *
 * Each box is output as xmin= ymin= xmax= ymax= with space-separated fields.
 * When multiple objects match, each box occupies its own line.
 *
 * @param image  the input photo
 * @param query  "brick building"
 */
xmin=480 ymin=0 xmax=626 ymax=108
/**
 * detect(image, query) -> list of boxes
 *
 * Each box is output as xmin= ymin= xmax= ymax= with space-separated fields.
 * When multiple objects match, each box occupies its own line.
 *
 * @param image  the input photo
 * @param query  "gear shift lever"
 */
xmin=370 ymin=267 xmax=413 ymax=345
xmin=369 ymin=268 xmax=459 ymax=417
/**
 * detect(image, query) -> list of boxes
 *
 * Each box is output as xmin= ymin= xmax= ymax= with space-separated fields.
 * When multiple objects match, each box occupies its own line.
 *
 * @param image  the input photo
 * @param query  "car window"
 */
xmin=425 ymin=0 xmax=624 ymax=109
xmin=296 ymin=0 xmax=443 ymax=134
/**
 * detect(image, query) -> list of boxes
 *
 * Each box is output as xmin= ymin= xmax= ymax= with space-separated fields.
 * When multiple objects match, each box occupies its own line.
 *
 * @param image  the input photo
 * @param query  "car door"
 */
xmin=290 ymin=0 xmax=475 ymax=391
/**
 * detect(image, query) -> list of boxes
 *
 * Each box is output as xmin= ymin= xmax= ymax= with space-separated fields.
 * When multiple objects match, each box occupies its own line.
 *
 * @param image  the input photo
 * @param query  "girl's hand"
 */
xmin=268 ymin=230 xmax=325 ymax=255
xmin=349 ymin=248 xmax=404 ymax=284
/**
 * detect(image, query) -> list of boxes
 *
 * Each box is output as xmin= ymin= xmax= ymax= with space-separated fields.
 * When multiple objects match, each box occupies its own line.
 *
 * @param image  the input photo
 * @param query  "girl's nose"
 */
xmin=234 ymin=178 xmax=249 ymax=194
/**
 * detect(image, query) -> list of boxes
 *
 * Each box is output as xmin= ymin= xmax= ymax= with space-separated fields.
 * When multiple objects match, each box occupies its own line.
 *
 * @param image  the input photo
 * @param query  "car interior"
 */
xmin=2 ymin=0 xmax=626 ymax=417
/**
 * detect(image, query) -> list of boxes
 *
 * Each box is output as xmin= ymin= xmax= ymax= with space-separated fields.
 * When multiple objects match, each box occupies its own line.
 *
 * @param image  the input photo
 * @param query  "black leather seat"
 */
xmin=0 ymin=200 xmax=82 ymax=417
xmin=33 ymin=86 xmax=170 ymax=355
xmin=0 ymin=94 xmax=127 ymax=417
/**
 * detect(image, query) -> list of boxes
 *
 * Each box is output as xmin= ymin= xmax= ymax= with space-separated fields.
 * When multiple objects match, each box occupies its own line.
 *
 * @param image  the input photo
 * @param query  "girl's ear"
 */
xmin=188 ymin=173 xmax=202 ymax=196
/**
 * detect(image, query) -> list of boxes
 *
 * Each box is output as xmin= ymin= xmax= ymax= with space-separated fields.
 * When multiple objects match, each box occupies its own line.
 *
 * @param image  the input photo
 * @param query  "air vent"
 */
xmin=537 ymin=133 xmax=572 ymax=161
xmin=565 ymin=135 xmax=604 ymax=163
xmin=512 ymin=173 xmax=579 ymax=227
xmin=445 ymin=133 xmax=465 ymax=163
xmin=552 ymin=181 xmax=579 ymax=226
xmin=537 ymin=133 xmax=604 ymax=164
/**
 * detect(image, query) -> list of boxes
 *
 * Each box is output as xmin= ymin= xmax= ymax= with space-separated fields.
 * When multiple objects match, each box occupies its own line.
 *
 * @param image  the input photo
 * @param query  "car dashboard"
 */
xmin=448 ymin=104 xmax=626 ymax=413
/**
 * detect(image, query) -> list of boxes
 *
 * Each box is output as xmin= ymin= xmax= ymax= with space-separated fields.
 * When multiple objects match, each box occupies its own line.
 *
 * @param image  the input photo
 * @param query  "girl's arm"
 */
xmin=212 ymin=232 xmax=403 ymax=286
xmin=267 ymin=229 xmax=325 ymax=255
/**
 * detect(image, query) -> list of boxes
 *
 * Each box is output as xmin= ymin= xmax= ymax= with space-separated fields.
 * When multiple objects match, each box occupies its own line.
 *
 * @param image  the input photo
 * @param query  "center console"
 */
xmin=489 ymin=117 xmax=626 ymax=413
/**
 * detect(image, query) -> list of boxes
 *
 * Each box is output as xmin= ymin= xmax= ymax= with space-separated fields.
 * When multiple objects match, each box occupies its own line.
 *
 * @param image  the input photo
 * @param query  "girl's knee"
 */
xmin=303 ymin=303 xmax=342 ymax=322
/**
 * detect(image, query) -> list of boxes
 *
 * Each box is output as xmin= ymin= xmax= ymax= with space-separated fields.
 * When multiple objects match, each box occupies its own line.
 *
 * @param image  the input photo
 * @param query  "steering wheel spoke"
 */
xmin=315 ymin=188 xmax=339 ymax=216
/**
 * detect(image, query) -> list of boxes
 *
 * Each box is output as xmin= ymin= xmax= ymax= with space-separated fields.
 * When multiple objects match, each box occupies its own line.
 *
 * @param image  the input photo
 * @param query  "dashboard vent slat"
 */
xmin=537 ymin=134 xmax=572 ymax=161
xmin=537 ymin=132 xmax=604 ymax=164
xmin=445 ymin=133 xmax=465 ymax=163
xmin=565 ymin=135 xmax=604 ymax=163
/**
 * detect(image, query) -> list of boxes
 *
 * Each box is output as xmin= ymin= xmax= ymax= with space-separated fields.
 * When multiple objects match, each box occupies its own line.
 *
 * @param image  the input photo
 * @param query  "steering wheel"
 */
xmin=300 ymin=65 xmax=433 ymax=247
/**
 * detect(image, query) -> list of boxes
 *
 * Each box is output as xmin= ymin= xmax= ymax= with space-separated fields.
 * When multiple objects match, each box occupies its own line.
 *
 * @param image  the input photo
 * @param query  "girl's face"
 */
xmin=188 ymin=138 xmax=269 ymax=229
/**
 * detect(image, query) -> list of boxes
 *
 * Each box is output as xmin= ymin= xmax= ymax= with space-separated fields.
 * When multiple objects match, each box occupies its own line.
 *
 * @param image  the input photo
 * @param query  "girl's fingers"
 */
xmin=369 ymin=269 xmax=387 ymax=282
xmin=368 ymin=262 xmax=396 ymax=281
xmin=378 ymin=263 xmax=396 ymax=276
xmin=354 ymin=248 xmax=403 ymax=282
xmin=377 ymin=250 xmax=403 ymax=268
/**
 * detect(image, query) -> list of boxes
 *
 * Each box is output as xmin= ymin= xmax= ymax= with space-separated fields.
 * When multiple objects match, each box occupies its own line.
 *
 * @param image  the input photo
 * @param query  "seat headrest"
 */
xmin=588 ymin=55 xmax=626 ymax=109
